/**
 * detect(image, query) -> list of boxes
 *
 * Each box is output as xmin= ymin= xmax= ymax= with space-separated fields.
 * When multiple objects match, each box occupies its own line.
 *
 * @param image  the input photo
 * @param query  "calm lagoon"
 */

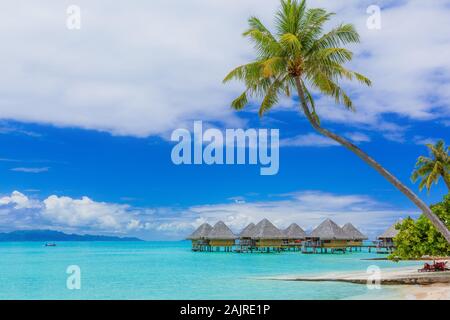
xmin=0 ymin=241 xmax=421 ymax=299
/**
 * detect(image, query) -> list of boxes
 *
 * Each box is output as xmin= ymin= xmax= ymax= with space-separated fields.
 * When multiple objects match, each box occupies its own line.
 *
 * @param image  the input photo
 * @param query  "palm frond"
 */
xmin=247 ymin=16 xmax=276 ymax=41
xmin=310 ymin=24 xmax=360 ymax=52
xmin=275 ymin=0 xmax=306 ymax=36
xmin=353 ymin=72 xmax=372 ymax=86
xmin=231 ymin=91 xmax=249 ymax=110
xmin=416 ymin=156 xmax=433 ymax=165
xmin=279 ymin=33 xmax=302 ymax=55
xmin=261 ymin=57 xmax=286 ymax=78
xmin=223 ymin=62 xmax=262 ymax=83
xmin=299 ymin=8 xmax=334 ymax=50
xmin=311 ymin=71 xmax=354 ymax=110
xmin=243 ymin=28 xmax=281 ymax=58
xmin=310 ymin=47 xmax=353 ymax=64
xmin=426 ymin=166 xmax=440 ymax=191
xmin=258 ymin=78 xmax=284 ymax=117
xmin=418 ymin=178 xmax=427 ymax=192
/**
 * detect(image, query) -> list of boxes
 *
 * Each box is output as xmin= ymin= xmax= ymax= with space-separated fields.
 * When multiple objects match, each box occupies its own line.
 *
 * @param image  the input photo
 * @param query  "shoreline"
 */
xmin=362 ymin=257 xmax=450 ymax=261
xmin=262 ymin=264 xmax=450 ymax=285
xmin=259 ymin=262 xmax=450 ymax=299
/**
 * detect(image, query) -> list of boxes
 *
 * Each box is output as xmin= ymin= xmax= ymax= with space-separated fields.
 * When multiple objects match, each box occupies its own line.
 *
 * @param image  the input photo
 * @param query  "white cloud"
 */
xmin=126 ymin=219 xmax=142 ymax=230
xmin=0 ymin=190 xmax=414 ymax=240
xmin=345 ymin=132 xmax=371 ymax=143
xmin=148 ymin=221 xmax=196 ymax=233
xmin=0 ymin=0 xmax=272 ymax=137
xmin=0 ymin=191 xmax=153 ymax=234
xmin=182 ymin=191 xmax=413 ymax=240
xmin=412 ymin=136 xmax=439 ymax=146
xmin=280 ymin=133 xmax=339 ymax=147
xmin=0 ymin=191 xmax=40 ymax=209
xmin=0 ymin=124 xmax=42 ymax=137
xmin=0 ymin=1 xmax=448 ymax=139
xmin=11 ymin=167 xmax=49 ymax=173
xmin=281 ymin=131 xmax=372 ymax=148
xmin=228 ymin=196 xmax=246 ymax=204
xmin=309 ymin=1 xmax=450 ymax=129
xmin=42 ymin=195 xmax=136 ymax=230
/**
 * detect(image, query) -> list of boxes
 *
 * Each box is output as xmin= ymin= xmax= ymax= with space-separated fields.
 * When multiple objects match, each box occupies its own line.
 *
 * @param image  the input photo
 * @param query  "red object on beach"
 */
xmin=418 ymin=260 xmax=449 ymax=272
xmin=418 ymin=263 xmax=432 ymax=272
xmin=433 ymin=261 xmax=448 ymax=272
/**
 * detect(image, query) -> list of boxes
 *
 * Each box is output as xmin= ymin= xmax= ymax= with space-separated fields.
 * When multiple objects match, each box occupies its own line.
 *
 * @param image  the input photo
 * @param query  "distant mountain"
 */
xmin=0 ymin=230 xmax=143 ymax=242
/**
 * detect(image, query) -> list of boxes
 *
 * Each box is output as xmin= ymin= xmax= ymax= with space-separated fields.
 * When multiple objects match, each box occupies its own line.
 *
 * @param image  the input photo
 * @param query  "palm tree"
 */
xmin=223 ymin=0 xmax=450 ymax=243
xmin=411 ymin=140 xmax=450 ymax=192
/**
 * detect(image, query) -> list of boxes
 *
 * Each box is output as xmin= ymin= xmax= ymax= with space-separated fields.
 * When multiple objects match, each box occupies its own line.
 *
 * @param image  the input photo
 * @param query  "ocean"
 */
xmin=0 ymin=241 xmax=421 ymax=300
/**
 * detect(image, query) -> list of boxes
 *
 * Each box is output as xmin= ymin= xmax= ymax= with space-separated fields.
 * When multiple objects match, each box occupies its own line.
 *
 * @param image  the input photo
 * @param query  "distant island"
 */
xmin=0 ymin=230 xmax=143 ymax=242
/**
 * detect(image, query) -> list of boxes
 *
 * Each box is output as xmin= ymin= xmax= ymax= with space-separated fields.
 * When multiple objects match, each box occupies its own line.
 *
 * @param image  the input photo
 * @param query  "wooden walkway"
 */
xmin=193 ymin=243 xmax=394 ymax=254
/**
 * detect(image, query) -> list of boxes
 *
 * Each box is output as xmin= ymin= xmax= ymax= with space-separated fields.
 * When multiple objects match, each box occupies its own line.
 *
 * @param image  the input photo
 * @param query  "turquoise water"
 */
xmin=0 ymin=241 xmax=420 ymax=300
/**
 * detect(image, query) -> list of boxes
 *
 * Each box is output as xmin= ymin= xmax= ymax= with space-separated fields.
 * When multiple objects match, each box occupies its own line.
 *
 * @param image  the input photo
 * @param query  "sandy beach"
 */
xmin=350 ymin=283 xmax=450 ymax=300
xmin=395 ymin=284 xmax=450 ymax=300
xmin=261 ymin=261 xmax=450 ymax=300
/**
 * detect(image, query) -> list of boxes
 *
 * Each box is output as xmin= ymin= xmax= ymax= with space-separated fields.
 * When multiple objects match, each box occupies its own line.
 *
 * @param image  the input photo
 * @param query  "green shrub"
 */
xmin=389 ymin=194 xmax=450 ymax=260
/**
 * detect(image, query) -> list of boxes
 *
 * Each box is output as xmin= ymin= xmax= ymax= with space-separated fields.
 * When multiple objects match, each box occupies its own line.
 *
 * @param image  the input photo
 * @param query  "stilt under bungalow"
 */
xmin=236 ymin=223 xmax=256 ymax=253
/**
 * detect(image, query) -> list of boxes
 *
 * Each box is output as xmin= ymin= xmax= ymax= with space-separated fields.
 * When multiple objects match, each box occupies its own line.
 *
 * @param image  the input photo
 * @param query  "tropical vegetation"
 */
xmin=223 ymin=0 xmax=450 ymax=242
xmin=411 ymin=140 xmax=450 ymax=192
xmin=390 ymin=194 xmax=450 ymax=259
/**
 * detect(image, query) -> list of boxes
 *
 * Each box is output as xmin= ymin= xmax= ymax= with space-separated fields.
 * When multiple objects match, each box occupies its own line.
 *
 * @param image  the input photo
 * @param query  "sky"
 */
xmin=0 ymin=0 xmax=449 ymax=240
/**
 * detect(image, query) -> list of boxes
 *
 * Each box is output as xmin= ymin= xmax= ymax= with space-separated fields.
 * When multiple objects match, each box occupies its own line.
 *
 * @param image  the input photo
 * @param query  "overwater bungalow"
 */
xmin=187 ymin=223 xmax=213 ymax=252
xmin=250 ymin=219 xmax=284 ymax=252
xmin=342 ymin=223 xmax=368 ymax=251
xmin=237 ymin=223 xmax=256 ymax=252
xmin=206 ymin=221 xmax=236 ymax=252
xmin=282 ymin=223 xmax=306 ymax=251
xmin=304 ymin=219 xmax=350 ymax=253
xmin=377 ymin=221 xmax=400 ymax=253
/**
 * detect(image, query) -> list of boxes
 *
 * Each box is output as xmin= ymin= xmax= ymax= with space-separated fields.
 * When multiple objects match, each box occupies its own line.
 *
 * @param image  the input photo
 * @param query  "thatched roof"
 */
xmin=250 ymin=219 xmax=284 ymax=239
xmin=378 ymin=221 xmax=401 ymax=239
xmin=239 ymin=223 xmax=256 ymax=237
xmin=187 ymin=223 xmax=213 ymax=240
xmin=283 ymin=223 xmax=306 ymax=239
xmin=309 ymin=218 xmax=350 ymax=240
xmin=206 ymin=221 xmax=236 ymax=240
xmin=342 ymin=223 xmax=368 ymax=240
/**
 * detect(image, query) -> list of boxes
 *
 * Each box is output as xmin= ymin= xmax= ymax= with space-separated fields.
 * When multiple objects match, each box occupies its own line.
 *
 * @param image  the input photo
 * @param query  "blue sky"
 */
xmin=0 ymin=0 xmax=449 ymax=240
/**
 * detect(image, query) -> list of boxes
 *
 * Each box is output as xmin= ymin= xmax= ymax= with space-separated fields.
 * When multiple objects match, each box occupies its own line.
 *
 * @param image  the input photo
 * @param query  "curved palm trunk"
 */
xmin=294 ymin=77 xmax=450 ymax=243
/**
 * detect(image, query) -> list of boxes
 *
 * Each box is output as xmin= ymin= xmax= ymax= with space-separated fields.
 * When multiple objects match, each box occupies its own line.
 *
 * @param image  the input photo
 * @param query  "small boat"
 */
xmin=44 ymin=243 xmax=57 ymax=247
